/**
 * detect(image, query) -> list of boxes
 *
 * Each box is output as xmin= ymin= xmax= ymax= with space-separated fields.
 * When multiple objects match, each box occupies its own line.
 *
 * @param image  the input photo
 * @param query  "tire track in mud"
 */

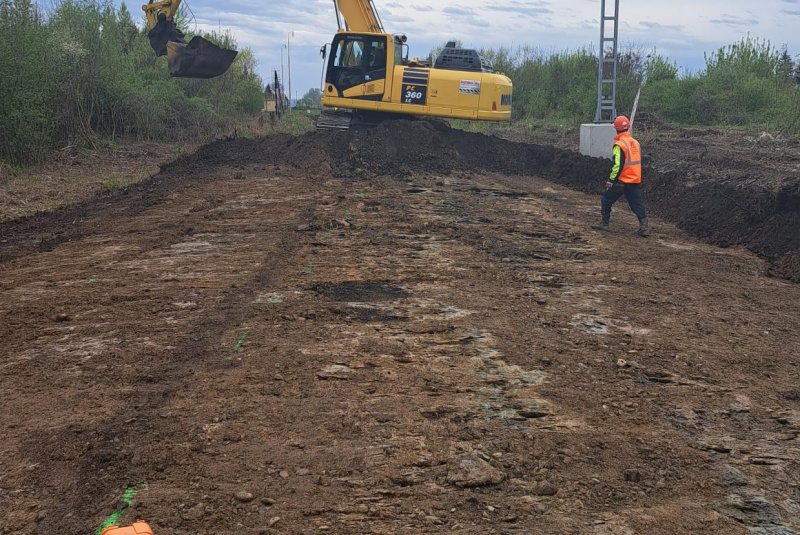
xmin=3 ymin=129 xmax=800 ymax=534
xmin=150 ymin=171 xmax=741 ymax=534
xmin=0 ymin=163 xmax=281 ymax=265
xmin=1 ymin=171 xmax=335 ymax=533
xmin=204 ymin=173 xmax=575 ymax=532
xmin=0 ymin=165 xmax=769 ymax=535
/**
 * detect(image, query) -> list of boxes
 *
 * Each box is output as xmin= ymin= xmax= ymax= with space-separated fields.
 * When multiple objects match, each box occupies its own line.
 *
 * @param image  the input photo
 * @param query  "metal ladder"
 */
xmin=594 ymin=0 xmax=619 ymax=123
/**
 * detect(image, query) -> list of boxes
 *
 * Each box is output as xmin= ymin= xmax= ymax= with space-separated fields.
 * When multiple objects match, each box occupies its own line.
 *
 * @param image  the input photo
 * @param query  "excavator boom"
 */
xmin=333 ymin=0 xmax=384 ymax=33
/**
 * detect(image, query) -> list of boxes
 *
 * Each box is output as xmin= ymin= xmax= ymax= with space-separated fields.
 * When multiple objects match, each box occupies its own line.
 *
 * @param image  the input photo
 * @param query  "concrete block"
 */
xmin=580 ymin=123 xmax=617 ymax=159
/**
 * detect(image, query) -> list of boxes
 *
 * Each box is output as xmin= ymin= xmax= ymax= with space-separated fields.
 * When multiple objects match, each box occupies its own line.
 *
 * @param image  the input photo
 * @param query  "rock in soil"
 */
xmin=234 ymin=491 xmax=254 ymax=503
xmin=530 ymin=481 xmax=559 ymax=496
xmin=447 ymin=455 xmax=506 ymax=488
xmin=624 ymin=469 xmax=643 ymax=483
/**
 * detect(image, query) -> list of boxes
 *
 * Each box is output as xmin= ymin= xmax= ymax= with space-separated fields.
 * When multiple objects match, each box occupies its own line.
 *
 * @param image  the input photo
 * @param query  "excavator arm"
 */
xmin=333 ymin=0 xmax=384 ymax=33
xmin=142 ymin=0 xmax=181 ymax=29
xmin=142 ymin=0 xmax=237 ymax=78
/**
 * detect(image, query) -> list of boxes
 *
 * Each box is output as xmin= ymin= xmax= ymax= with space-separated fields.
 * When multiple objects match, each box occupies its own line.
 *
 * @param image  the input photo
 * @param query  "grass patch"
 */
xmin=261 ymin=110 xmax=317 ymax=136
xmin=227 ymin=330 xmax=250 ymax=360
xmin=262 ymin=294 xmax=283 ymax=308
xmin=94 ymin=482 xmax=148 ymax=535
xmin=0 ymin=162 xmax=24 ymax=181
xmin=102 ymin=173 xmax=137 ymax=190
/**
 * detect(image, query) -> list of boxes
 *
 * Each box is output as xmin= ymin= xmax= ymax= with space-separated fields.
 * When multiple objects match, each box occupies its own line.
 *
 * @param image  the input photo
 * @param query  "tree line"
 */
xmin=476 ymin=36 xmax=799 ymax=134
xmin=3 ymin=0 xmax=798 ymax=169
xmin=0 ymin=0 xmax=264 ymax=166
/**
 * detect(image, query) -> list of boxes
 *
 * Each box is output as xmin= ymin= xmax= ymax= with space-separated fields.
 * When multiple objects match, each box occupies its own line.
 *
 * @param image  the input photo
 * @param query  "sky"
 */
xmin=147 ymin=0 xmax=800 ymax=98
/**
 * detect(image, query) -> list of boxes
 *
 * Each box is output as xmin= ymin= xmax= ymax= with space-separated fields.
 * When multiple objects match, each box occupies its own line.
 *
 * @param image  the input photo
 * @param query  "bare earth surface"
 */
xmin=1 ymin=124 xmax=799 ymax=535
xmin=0 ymin=142 xmax=186 ymax=221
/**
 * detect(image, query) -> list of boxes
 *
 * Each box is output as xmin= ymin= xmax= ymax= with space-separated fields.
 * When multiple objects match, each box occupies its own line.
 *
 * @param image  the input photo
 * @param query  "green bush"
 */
xmin=458 ymin=37 xmax=798 ymax=135
xmin=0 ymin=0 xmax=264 ymax=165
xmin=497 ymin=47 xmax=599 ymax=123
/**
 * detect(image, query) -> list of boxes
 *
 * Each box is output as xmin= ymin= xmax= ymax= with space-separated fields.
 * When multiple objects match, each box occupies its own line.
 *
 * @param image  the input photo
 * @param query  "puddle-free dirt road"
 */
xmin=1 ymin=126 xmax=799 ymax=535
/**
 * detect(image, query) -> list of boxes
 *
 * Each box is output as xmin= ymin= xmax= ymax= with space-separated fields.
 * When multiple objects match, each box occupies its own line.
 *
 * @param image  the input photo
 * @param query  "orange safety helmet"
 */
xmin=614 ymin=115 xmax=631 ymax=132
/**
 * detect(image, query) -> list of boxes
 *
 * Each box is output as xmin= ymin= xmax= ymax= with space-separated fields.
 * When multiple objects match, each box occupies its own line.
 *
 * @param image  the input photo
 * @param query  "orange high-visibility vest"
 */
xmin=614 ymin=132 xmax=642 ymax=184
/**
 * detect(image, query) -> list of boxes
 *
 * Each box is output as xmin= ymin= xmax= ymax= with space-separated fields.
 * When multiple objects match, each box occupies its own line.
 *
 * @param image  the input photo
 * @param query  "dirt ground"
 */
xmin=1 ymin=123 xmax=799 ymax=535
xmin=0 ymin=142 xmax=188 ymax=221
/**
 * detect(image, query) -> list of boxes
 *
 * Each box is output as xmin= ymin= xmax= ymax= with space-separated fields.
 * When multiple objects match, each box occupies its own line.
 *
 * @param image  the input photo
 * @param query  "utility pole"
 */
xmin=580 ymin=0 xmax=621 ymax=158
xmin=281 ymin=43 xmax=287 ymax=97
xmin=593 ymin=0 xmax=620 ymax=123
xmin=287 ymin=31 xmax=295 ymax=111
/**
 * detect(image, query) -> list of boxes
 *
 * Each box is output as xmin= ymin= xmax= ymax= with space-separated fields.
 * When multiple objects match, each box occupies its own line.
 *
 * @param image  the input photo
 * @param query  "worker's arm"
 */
xmin=606 ymin=145 xmax=625 ymax=187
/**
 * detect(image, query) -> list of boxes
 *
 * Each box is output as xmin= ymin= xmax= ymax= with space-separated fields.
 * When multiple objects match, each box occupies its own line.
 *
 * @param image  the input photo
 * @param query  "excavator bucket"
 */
xmin=166 ymin=37 xmax=238 ymax=79
xmin=147 ymin=17 xmax=237 ymax=79
xmin=148 ymin=16 xmax=184 ymax=56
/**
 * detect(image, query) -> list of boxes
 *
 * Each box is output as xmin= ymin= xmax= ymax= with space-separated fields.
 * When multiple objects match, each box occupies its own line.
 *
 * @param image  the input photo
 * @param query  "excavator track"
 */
xmin=315 ymin=109 xmax=448 ymax=131
xmin=315 ymin=109 xmax=393 ymax=130
xmin=315 ymin=109 xmax=355 ymax=130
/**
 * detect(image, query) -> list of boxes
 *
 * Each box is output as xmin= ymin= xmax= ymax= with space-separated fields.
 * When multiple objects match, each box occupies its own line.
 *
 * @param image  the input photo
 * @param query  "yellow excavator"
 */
xmin=318 ymin=0 xmax=513 ymax=128
xmin=142 ymin=0 xmax=237 ymax=78
xmin=140 ymin=0 xmax=512 ymax=126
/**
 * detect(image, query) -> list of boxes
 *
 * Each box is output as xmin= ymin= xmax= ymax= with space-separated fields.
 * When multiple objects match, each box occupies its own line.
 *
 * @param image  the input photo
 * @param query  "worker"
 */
xmin=591 ymin=115 xmax=650 ymax=237
xmin=369 ymin=42 xmax=386 ymax=69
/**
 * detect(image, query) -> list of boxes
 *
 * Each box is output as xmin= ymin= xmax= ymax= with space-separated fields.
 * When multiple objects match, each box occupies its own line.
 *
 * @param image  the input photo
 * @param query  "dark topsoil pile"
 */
xmin=2 ymin=120 xmax=798 ymax=280
xmin=166 ymin=120 xmax=800 ymax=281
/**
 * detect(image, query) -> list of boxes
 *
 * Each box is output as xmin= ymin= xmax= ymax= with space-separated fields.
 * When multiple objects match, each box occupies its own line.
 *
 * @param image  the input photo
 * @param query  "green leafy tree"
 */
xmin=777 ymin=47 xmax=795 ymax=80
xmin=644 ymin=50 xmax=678 ymax=83
xmin=0 ymin=0 xmax=264 ymax=165
xmin=297 ymin=88 xmax=322 ymax=108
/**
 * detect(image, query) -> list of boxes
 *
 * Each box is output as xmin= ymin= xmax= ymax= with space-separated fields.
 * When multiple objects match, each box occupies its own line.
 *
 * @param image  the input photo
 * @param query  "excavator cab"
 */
xmin=144 ymin=3 xmax=237 ymax=78
xmin=325 ymin=34 xmax=390 ymax=99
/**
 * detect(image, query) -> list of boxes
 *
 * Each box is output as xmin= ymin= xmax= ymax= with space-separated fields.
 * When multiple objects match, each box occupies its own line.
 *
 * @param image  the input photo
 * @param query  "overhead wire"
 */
xmin=179 ymin=0 xmax=198 ymax=35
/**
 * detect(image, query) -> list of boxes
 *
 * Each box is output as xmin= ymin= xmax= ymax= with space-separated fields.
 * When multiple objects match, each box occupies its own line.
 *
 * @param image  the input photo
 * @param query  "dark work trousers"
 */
xmin=601 ymin=183 xmax=647 ymax=220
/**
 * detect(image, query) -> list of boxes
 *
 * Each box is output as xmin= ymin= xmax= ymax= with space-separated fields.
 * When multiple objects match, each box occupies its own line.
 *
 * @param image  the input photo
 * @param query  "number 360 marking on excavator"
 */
xmin=402 ymin=84 xmax=426 ymax=105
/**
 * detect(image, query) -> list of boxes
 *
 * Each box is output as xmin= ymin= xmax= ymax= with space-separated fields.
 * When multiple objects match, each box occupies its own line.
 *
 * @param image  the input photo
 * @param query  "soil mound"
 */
xmin=166 ymin=121 xmax=584 ymax=181
xmin=2 ymin=120 xmax=798 ymax=281
xmin=163 ymin=121 xmax=799 ymax=280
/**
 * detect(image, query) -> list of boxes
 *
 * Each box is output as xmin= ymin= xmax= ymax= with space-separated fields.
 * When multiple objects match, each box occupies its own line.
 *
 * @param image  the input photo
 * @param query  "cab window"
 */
xmin=333 ymin=38 xmax=364 ymax=68
xmin=365 ymin=39 xmax=387 ymax=79
xmin=393 ymin=43 xmax=402 ymax=65
xmin=366 ymin=41 xmax=386 ymax=69
xmin=327 ymin=35 xmax=388 ymax=92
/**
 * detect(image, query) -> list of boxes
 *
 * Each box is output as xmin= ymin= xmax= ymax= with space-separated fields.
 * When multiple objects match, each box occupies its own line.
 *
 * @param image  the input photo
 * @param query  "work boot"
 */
xmin=591 ymin=212 xmax=610 ymax=231
xmin=637 ymin=218 xmax=651 ymax=237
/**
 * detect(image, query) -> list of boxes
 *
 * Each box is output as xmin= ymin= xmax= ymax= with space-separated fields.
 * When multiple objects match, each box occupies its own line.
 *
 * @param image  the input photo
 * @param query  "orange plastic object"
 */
xmin=100 ymin=521 xmax=154 ymax=535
